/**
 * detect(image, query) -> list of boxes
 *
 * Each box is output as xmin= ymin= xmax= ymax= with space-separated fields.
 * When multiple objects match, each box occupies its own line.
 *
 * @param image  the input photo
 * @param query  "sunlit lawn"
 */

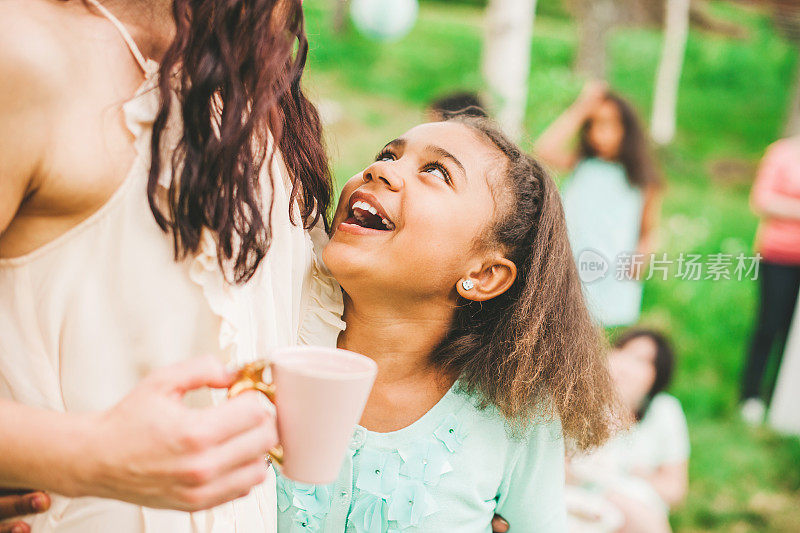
xmin=303 ymin=1 xmax=800 ymax=530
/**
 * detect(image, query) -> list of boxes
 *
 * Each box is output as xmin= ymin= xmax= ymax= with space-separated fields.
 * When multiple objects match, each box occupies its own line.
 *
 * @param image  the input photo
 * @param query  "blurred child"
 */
xmin=426 ymin=91 xmax=488 ymax=121
xmin=534 ymin=82 xmax=663 ymax=328
xmin=566 ymin=329 xmax=689 ymax=533
xmin=740 ymin=136 xmax=800 ymax=424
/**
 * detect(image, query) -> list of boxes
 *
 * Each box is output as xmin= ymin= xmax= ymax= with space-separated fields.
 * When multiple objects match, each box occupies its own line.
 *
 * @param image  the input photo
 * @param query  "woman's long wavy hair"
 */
xmin=434 ymin=117 xmax=622 ymax=450
xmin=149 ymin=0 xmax=333 ymax=283
xmin=579 ymin=92 xmax=661 ymax=190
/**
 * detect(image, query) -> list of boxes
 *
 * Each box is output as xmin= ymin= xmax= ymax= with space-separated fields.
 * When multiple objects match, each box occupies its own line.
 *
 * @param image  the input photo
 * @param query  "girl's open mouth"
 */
xmin=342 ymin=192 xmax=395 ymax=231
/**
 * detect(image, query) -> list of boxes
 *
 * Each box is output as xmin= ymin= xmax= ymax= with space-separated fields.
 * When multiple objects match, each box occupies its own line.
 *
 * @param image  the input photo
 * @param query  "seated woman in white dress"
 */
xmin=566 ymin=329 xmax=689 ymax=533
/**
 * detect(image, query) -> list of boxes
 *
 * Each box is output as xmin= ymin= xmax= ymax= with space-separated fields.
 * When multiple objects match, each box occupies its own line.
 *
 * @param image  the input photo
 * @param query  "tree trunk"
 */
xmin=481 ymin=0 xmax=538 ymax=140
xmin=333 ymin=0 xmax=349 ymax=35
xmin=573 ymin=0 xmax=618 ymax=80
xmin=651 ymin=0 xmax=691 ymax=145
xmin=784 ymin=46 xmax=800 ymax=136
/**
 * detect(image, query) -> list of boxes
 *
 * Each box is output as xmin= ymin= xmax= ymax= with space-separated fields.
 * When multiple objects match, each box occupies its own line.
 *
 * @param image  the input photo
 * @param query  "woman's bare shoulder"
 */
xmin=0 ymin=0 xmax=74 ymax=104
xmin=0 ymin=0 xmax=77 ymax=236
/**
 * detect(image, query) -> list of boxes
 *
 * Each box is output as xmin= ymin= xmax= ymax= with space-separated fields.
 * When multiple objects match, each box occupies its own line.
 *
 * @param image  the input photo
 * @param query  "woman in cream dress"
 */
xmin=0 ymin=0 xmax=343 ymax=531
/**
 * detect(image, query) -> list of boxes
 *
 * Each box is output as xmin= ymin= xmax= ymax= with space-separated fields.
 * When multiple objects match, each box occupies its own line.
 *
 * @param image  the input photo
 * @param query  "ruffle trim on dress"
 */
xmin=297 ymin=224 xmax=346 ymax=347
xmin=187 ymin=229 xmax=243 ymax=364
xmin=277 ymin=413 xmax=467 ymax=532
xmin=121 ymin=66 xmax=241 ymax=365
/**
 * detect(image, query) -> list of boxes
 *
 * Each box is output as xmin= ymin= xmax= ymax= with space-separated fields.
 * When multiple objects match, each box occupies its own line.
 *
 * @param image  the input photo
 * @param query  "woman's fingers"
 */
xmin=176 ymin=413 xmax=277 ymax=489
xmin=0 ymin=491 xmax=49 ymax=533
xmin=491 ymin=514 xmax=510 ymax=532
xmin=149 ymin=356 xmax=236 ymax=396
xmin=0 ymin=522 xmax=30 ymax=533
xmin=199 ymin=392 xmax=274 ymax=446
xmin=198 ymin=414 xmax=278 ymax=481
xmin=0 ymin=491 xmax=49 ymax=519
xmin=177 ymin=459 xmax=269 ymax=512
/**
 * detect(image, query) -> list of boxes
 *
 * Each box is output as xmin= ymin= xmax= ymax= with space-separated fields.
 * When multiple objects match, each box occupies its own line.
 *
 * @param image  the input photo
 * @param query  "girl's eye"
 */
xmin=424 ymin=164 xmax=450 ymax=183
xmin=376 ymin=151 xmax=395 ymax=162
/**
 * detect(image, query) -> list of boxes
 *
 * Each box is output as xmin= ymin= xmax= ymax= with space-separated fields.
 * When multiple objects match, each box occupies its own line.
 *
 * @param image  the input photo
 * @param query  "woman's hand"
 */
xmin=0 ymin=356 xmax=278 ymax=513
xmin=574 ymin=79 xmax=608 ymax=115
xmin=79 ymin=356 xmax=278 ymax=511
xmin=0 ymin=490 xmax=50 ymax=533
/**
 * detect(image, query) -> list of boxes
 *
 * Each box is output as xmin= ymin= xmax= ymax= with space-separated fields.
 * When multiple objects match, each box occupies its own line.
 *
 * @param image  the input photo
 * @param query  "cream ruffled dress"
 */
xmin=0 ymin=2 xmax=345 ymax=531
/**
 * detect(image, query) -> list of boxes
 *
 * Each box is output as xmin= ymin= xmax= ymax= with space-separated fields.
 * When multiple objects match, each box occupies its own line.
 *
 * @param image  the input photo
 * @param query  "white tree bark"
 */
xmin=651 ymin=0 xmax=690 ymax=145
xmin=481 ymin=0 xmax=538 ymax=140
xmin=333 ymin=0 xmax=349 ymax=34
xmin=784 ymin=46 xmax=800 ymax=137
xmin=573 ymin=0 xmax=618 ymax=80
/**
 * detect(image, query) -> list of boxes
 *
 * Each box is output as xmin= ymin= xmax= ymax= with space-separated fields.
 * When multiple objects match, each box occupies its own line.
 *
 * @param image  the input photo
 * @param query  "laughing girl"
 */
xmin=276 ymin=117 xmax=619 ymax=532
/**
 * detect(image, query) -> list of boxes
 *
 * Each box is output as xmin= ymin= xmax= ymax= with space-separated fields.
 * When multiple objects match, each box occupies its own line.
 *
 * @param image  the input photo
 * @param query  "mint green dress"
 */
xmin=561 ymin=158 xmax=645 ymax=327
xmin=275 ymin=384 xmax=566 ymax=532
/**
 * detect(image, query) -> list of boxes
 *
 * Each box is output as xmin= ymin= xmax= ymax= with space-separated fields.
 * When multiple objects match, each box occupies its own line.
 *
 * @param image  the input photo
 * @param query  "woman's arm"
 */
xmin=750 ymin=141 xmax=800 ymax=222
xmin=753 ymin=194 xmax=800 ymax=221
xmin=604 ymin=491 xmax=672 ymax=533
xmin=633 ymin=460 xmax=688 ymax=508
xmin=0 ymin=357 xmax=277 ymax=512
xmin=533 ymin=80 xmax=606 ymax=173
xmin=637 ymin=186 xmax=662 ymax=257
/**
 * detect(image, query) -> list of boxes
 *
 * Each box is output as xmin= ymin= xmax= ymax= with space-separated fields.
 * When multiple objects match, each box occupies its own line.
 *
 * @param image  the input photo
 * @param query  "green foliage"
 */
xmin=303 ymin=0 xmax=800 ymax=529
xmin=423 ymin=0 xmax=571 ymax=19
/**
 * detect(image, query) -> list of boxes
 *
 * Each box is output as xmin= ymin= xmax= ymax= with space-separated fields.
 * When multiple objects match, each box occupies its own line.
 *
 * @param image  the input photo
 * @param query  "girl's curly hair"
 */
xmin=434 ymin=116 xmax=621 ymax=449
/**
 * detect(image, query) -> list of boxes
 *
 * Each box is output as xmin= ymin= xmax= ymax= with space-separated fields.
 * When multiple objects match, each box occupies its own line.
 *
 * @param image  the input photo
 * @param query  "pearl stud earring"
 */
xmin=461 ymin=279 xmax=475 ymax=291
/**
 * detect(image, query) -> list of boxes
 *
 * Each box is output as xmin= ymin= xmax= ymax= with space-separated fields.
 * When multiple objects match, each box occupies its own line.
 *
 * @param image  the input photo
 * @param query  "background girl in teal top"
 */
xmin=535 ymin=81 xmax=663 ymax=328
xmin=276 ymin=117 xmax=620 ymax=532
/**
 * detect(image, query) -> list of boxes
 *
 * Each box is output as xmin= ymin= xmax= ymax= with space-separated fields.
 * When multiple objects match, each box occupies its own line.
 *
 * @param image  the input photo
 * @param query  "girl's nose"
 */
xmin=363 ymin=161 xmax=403 ymax=191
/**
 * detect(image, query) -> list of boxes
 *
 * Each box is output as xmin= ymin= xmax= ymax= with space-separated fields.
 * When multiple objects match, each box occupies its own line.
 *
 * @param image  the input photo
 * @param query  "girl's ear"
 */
xmin=456 ymin=256 xmax=517 ymax=302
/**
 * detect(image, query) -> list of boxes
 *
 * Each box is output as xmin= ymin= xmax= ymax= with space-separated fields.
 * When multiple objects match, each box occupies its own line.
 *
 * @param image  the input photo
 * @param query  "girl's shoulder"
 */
xmin=644 ymin=392 xmax=686 ymax=421
xmin=453 ymin=386 xmax=564 ymax=452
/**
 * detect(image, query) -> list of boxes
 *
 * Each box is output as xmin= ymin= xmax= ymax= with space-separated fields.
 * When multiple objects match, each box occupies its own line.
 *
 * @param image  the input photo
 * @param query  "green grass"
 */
xmin=302 ymin=1 xmax=800 ymax=530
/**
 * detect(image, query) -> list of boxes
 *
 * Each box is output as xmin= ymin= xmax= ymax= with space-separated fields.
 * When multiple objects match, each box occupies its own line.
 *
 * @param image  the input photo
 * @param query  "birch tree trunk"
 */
xmin=482 ymin=0 xmax=538 ymax=140
xmin=333 ymin=0 xmax=349 ymax=35
xmin=573 ymin=0 xmax=618 ymax=80
xmin=784 ymin=46 xmax=800 ymax=136
xmin=651 ymin=0 xmax=691 ymax=145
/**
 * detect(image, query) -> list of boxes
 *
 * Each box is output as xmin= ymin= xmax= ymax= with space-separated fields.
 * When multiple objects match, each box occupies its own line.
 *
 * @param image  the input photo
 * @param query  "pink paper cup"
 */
xmin=228 ymin=346 xmax=377 ymax=484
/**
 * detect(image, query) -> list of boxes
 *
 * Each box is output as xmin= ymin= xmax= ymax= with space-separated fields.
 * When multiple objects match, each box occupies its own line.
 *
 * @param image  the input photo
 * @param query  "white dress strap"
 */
xmin=85 ymin=0 xmax=150 ymax=74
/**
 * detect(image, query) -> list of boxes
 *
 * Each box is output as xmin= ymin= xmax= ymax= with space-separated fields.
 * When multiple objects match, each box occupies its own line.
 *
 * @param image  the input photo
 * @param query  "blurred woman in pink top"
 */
xmin=740 ymin=136 xmax=800 ymax=424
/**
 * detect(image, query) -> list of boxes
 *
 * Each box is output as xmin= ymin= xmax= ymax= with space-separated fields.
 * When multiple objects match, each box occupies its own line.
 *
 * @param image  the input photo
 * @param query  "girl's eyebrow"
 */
xmin=426 ymin=145 xmax=465 ymax=175
xmin=381 ymin=138 xmax=465 ymax=177
xmin=383 ymin=138 xmax=406 ymax=152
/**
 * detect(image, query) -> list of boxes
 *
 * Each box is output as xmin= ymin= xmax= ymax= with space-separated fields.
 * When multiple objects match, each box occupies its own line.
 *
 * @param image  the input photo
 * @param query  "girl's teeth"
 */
xmin=352 ymin=199 xmax=393 ymax=228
